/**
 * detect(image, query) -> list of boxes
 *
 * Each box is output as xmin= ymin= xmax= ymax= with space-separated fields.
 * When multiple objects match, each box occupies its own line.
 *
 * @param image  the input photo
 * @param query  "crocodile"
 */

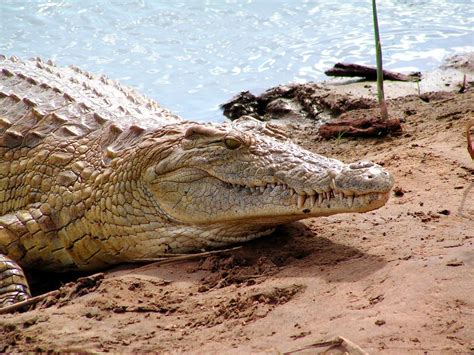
xmin=0 ymin=55 xmax=394 ymax=308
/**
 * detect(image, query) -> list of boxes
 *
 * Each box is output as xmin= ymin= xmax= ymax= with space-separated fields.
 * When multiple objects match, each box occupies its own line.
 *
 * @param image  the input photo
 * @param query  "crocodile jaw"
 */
xmin=145 ymin=162 xmax=393 ymax=226
xmin=141 ymin=119 xmax=394 ymax=230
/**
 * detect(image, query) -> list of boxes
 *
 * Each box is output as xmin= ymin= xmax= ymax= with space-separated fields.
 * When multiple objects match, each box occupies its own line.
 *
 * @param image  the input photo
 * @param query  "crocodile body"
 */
xmin=0 ymin=56 xmax=394 ymax=307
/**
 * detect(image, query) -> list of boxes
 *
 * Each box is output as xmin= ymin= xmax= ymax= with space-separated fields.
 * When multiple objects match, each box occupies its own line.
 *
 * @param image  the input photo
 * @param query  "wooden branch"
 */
xmin=325 ymin=62 xmax=421 ymax=82
xmin=0 ymin=273 xmax=104 ymax=315
xmin=318 ymin=116 xmax=402 ymax=139
xmin=129 ymin=246 xmax=242 ymax=271
xmin=0 ymin=289 xmax=59 ymax=315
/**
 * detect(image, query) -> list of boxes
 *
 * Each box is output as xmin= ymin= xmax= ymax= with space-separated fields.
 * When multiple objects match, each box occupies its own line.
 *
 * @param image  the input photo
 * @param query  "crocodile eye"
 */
xmin=224 ymin=137 xmax=241 ymax=150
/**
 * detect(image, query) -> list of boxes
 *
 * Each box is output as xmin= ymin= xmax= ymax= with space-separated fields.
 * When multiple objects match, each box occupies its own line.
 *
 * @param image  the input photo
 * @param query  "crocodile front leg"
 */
xmin=0 ymin=221 xmax=31 ymax=307
xmin=0 ymin=253 xmax=31 ymax=307
xmin=0 ymin=211 xmax=40 ymax=308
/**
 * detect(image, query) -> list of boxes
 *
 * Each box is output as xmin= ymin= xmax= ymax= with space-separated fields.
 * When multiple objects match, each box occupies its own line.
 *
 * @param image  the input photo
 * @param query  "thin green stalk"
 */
xmin=372 ymin=0 xmax=388 ymax=120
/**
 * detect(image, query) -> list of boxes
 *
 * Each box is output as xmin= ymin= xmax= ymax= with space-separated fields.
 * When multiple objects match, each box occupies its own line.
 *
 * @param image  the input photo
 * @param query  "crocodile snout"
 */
xmin=335 ymin=161 xmax=394 ymax=195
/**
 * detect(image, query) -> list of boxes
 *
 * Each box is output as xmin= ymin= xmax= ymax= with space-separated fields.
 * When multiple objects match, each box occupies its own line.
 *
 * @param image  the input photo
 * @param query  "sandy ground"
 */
xmin=1 ymin=72 xmax=473 ymax=353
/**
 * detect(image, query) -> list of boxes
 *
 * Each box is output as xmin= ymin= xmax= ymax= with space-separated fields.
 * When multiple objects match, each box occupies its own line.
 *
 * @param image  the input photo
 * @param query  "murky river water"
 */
xmin=1 ymin=0 xmax=473 ymax=121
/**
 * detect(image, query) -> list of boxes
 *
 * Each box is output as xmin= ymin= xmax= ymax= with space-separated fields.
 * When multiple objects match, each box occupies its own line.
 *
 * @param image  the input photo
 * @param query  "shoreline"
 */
xmin=220 ymin=52 xmax=474 ymax=125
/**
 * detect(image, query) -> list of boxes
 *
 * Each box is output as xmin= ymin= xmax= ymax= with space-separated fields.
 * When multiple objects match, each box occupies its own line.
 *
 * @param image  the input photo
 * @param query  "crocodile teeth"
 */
xmin=289 ymin=189 xmax=295 ymax=197
xmin=298 ymin=194 xmax=306 ymax=208
xmin=348 ymin=195 xmax=354 ymax=207
xmin=331 ymin=178 xmax=336 ymax=190
xmin=259 ymin=186 xmax=265 ymax=193
xmin=309 ymin=195 xmax=316 ymax=207
xmin=318 ymin=194 xmax=323 ymax=204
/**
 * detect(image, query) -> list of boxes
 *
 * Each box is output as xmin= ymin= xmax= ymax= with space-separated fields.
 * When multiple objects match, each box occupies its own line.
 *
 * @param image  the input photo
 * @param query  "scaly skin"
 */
xmin=0 ymin=55 xmax=394 ymax=307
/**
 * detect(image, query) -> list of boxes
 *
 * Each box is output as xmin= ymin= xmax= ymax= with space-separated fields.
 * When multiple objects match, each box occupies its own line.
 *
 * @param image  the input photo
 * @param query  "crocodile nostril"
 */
xmin=350 ymin=161 xmax=374 ymax=170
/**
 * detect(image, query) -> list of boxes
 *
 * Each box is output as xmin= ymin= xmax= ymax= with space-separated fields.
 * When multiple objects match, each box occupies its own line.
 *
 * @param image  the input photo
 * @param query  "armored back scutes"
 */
xmin=0 ymin=55 xmax=182 ymax=150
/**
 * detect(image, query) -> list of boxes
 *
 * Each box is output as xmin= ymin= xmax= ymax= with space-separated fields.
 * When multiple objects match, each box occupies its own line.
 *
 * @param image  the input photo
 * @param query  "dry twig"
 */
xmin=0 ymin=289 xmax=59 ymax=315
xmin=284 ymin=335 xmax=369 ymax=355
xmin=128 ymin=246 xmax=242 ymax=271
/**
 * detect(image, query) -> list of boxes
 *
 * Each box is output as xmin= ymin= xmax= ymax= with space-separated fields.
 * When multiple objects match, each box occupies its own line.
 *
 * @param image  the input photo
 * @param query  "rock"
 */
xmin=259 ymin=84 xmax=297 ymax=104
xmin=220 ymin=91 xmax=260 ymax=121
xmin=266 ymin=98 xmax=302 ymax=119
xmin=441 ymin=53 xmax=474 ymax=73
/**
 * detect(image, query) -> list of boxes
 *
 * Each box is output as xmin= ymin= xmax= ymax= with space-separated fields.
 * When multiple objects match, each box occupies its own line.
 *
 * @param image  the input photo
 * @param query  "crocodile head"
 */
xmin=141 ymin=117 xmax=394 ymax=246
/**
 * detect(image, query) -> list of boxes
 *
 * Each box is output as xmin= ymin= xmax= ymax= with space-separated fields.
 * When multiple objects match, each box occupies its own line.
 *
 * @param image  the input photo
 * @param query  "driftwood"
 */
xmin=318 ymin=116 xmax=402 ymax=139
xmin=325 ymin=62 xmax=421 ymax=82
xmin=467 ymin=120 xmax=474 ymax=160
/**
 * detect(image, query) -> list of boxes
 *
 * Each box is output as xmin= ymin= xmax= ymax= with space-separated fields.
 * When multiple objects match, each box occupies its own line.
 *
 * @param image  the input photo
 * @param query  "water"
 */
xmin=1 ymin=0 xmax=473 ymax=122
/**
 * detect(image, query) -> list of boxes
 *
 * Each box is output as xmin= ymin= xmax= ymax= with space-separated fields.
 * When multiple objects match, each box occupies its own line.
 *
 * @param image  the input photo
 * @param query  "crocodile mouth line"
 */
xmin=222 ymin=180 xmax=388 ymax=209
xmin=156 ymin=168 xmax=389 ymax=211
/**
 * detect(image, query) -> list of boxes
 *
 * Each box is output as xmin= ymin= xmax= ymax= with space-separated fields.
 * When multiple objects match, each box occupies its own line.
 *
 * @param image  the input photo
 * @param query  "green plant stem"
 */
xmin=372 ymin=0 xmax=388 ymax=120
